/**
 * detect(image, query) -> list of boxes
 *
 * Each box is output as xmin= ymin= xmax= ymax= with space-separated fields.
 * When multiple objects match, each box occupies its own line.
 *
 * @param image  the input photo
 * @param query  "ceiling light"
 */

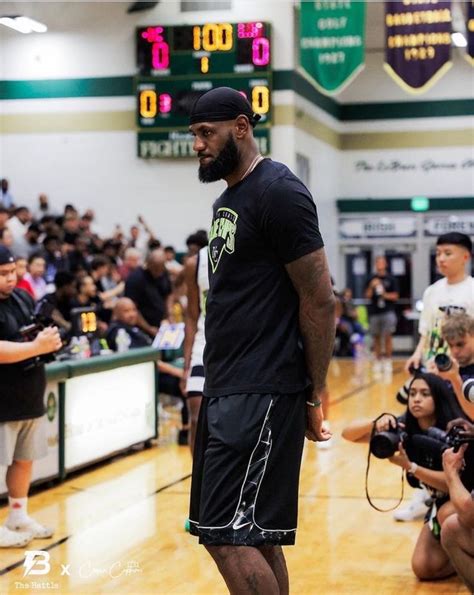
xmin=0 ymin=16 xmax=47 ymax=34
xmin=452 ymin=32 xmax=467 ymax=48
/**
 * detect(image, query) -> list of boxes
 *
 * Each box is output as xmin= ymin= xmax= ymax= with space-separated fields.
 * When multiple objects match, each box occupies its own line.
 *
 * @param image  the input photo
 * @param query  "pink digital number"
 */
xmin=152 ymin=41 xmax=170 ymax=70
xmin=159 ymin=93 xmax=172 ymax=114
xmin=142 ymin=26 xmax=164 ymax=43
xmin=238 ymin=22 xmax=264 ymax=39
xmin=252 ymin=37 xmax=270 ymax=66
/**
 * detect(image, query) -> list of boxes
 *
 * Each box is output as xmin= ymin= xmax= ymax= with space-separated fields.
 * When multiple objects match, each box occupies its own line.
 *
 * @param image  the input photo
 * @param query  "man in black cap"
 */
xmin=0 ymin=246 xmax=61 ymax=548
xmin=188 ymin=87 xmax=336 ymax=593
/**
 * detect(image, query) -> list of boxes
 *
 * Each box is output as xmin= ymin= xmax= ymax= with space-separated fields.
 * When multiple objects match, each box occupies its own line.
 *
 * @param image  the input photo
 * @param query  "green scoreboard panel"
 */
xmin=135 ymin=21 xmax=272 ymax=158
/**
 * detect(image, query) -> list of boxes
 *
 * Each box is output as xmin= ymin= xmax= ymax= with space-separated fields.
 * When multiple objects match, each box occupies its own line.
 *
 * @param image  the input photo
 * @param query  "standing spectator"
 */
xmin=14 ymin=258 xmax=34 ymax=298
xmin=33 ymin=194 xmax=55 ymax=220
xmin=185 ymin=232 xmax=208 ymax=258
xmin=24 ymin=255 xmax=47 ymax=301
xmin=8 ymin=207 xmax=32 ymax=258
xmin=125 ymin=249 xmax=172 ymax=337
xmin=0 ymin=179 xmax=14 ymax=209
xmin=365 ymin=256 xmax=399 ymax=374
xmin=406 ymin=232 xmax=474 ymax=372
xmin=0 ymin=245 xmax=61 ymax=547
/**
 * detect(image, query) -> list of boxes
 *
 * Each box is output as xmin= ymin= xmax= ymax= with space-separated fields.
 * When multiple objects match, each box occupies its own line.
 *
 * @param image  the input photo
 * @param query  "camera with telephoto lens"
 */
xmin=370 ymin=421 xmax=407 ymax=459
xmin=19 ymin=299 xmax=60 ymax=367
xmin=425 ymin=425 xmax=474 ymax=454
xmin=434 ymin=352 xmax=452 ymax=372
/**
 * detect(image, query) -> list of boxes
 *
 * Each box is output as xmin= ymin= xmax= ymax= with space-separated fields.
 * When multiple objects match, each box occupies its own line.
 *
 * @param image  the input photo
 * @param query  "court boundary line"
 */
xmin=330 ymin=365 xmax=403 ymax=406
xmin=0 ymin=473 xmax=191 ymax=576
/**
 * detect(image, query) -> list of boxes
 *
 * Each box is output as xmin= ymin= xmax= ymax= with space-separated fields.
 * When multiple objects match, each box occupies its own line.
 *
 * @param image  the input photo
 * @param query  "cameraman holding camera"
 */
xmin=0 ymin=246 xmax=61 ymax=548
xmin=441 ymin=418 xmax=474 ymax=592
xmin=342 ymin=373 xmax=469 ymax=580
xmin=427 ymin=313 xmax=474 ymax=421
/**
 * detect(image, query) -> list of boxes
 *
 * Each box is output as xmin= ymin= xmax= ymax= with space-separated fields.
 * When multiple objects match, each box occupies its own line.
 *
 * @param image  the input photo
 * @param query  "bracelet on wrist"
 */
xmin=306 ymin=399 xmax=322 ymax=408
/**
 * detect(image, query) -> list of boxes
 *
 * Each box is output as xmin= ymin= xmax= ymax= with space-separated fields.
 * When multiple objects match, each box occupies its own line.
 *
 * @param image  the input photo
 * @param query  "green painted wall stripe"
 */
xmin=0 ymin=77 xmax=133 ymax=100
xmin=340 ymin=98 xmax=474 ymax=121
xmin=1 ymin=72 xmax=473 ymax=120
xmin=337 ymin=197 xmax=474 ymax=213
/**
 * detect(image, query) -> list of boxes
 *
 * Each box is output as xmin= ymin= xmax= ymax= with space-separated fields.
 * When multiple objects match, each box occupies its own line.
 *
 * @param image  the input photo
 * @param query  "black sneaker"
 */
xmin=178 ymin=429 xmax=189 ymax=446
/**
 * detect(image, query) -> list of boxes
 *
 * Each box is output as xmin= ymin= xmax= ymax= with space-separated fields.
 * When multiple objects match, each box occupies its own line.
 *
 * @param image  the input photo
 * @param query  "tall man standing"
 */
xmin=187 ymin=87 xmax=336 ymax=594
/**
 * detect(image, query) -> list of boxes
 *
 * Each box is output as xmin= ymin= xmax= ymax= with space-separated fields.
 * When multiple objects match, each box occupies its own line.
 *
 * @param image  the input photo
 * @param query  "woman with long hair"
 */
xmin=342 ymin=372 xmax=468 ymax=581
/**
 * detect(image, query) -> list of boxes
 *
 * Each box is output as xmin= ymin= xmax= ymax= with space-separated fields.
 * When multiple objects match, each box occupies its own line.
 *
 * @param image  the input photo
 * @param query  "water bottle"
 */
xmin=116 ymin=328 xmax=131 ymax=353
xmin=78 ymin=335 xmax=91 ymax=359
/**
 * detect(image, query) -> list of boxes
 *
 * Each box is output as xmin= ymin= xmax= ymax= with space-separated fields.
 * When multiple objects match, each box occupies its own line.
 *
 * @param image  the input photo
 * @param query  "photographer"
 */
xmin=441 ymin=418 xmax=474 ymax=592
xmin=0 ymin=246 xmax=61 ymax=548
xmin=427 ymin=313 xmax=474 ymax=420
xmin=342 ymin=373 xmax=468 ymax=580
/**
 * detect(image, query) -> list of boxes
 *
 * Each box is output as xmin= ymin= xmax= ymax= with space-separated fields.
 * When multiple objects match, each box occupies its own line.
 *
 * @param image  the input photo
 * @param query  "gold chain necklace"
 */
xmin=239 ymin=154 xmax=264 ymax=181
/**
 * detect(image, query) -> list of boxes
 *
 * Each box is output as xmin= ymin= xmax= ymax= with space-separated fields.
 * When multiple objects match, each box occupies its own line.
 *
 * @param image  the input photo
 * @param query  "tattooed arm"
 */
xmin=286 ymin=247 xmax=336 ymax=441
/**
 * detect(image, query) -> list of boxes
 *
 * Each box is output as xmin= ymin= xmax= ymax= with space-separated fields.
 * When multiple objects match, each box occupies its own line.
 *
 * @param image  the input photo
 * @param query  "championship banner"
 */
xmin=384 ymin=1 xmax=453 ymax=94
xmin=467 ymin=1 xmax=474 ymax=65
xmin=299 ymin=0 xmax=366 ymax=95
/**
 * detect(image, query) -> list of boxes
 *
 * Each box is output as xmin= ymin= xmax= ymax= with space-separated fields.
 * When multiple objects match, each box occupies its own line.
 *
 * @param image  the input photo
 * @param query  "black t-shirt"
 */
xmin=204 ymin=158 xmax=324 ymax=397
xmin=106 ymin=322 xmax=152 ymax=351
xmin=124 ymin=268 xmax=171 ymax=327
xmin=460 ymin=363 xmax=474 ymax=380
xmin=366 ymin=274 xmax=399 ymax=314
xmin=0 ymin=289 xmax=46 ymax=422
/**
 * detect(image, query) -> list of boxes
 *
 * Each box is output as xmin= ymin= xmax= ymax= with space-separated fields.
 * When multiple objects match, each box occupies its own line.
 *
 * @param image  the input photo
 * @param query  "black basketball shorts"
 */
xmin=189 ymin=391 xmax=306 ymax=546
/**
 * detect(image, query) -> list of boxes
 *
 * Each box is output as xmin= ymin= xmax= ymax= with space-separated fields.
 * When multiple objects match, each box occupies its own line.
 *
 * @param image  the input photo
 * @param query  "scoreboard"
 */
xmin=135 ymin=21 xmax=272 ymax=158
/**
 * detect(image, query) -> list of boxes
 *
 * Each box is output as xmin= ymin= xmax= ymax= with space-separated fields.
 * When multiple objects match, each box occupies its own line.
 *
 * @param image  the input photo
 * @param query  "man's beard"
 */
xmin=198 ymin=134 xmax=240 ymax=183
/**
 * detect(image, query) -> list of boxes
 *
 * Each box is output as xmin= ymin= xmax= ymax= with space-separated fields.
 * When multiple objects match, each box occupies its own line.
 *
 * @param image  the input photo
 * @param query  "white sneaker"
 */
xmin=393 ymin=489 xmax=430 ymax=522
xmin=0 ymin=525 xmax=33 ymax=548
xmin=373 ymin=360 xmax=382 ymax=375
xmin=316 ymin=436 xmax=333 ymax=449
xmin=383 ymin=360 xmax=393 ymax=374
xmin=6 ymin=518 xmax=54 ymax=539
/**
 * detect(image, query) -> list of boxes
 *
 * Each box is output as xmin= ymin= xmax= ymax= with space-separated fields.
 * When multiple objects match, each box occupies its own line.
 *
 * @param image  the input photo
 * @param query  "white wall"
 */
xmin=0 ymin=1 xmax=295 ymax=247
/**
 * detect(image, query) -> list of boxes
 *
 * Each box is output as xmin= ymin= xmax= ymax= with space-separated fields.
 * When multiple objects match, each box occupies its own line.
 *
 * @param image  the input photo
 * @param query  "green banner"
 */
xmin=299 ymin=0 xmax=366 ymax=95
xmin=138 ymin=129 xmax=271 ymax=159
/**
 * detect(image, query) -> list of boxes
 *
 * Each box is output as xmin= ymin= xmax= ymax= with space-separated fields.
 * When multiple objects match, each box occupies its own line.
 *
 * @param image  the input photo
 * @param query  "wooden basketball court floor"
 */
xmin=0 ymin=359 xmax=469 ymax=594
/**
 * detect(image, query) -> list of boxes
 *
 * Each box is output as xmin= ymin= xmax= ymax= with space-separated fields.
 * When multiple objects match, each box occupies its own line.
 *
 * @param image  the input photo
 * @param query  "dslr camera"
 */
xmin=425 ymin=425 xmax=474 ymax=454
xmin=19 ymin=299 xmax=59 ymax=367
xmin=370 ymin=421 xmax=407 ymax=459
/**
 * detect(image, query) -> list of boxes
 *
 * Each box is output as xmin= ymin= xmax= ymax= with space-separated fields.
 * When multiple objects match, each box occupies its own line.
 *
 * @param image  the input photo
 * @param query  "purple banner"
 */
xmin=385 ymin=1 xmax=452 ymax=93
xmin=467 ymin=1 xmax=474 ymax=64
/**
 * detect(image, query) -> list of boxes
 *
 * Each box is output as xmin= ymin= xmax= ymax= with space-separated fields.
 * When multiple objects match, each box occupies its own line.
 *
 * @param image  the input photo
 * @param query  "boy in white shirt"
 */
xmin=406 ymin=232 xmax=473 ymax=373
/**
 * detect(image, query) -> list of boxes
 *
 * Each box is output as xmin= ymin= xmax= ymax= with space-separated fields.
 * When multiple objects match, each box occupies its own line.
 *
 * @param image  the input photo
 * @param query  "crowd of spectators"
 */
xmin=0 ymin=179 xmax=208 ymax=346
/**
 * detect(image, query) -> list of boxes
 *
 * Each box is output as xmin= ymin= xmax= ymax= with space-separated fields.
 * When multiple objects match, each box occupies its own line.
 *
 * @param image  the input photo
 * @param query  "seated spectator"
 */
xmin=107 ymin=297 xmax=188 ymax=442
xmin=68 ymin=235 xmax=91 ymax=275
xmin=106 ymin=298 xmax=151 ymax=350
xmin=125 ymin=249 xmax=172 ymax=337
xmin=90 ymin=256 xmax=124 ymax=304
xmin=38 ymin=271 xmax=77 ymax=334
xmin=15 ymin=257 xmax=34 ymax=298
xmin=24 ymin=223 xmax=42 ymax=257
xmin=24 ymin=254 xmax=47 ymax=301
xmin=0 ymin=228 xmax=14 ymax=252
xmin=41 ymin=235 xmax=68 ymax=284
xmin=8 ymin=207 xmax=32 ymax=257
xmin=118 ymin=247 xmax=142 ymax=281
xmin=0 ymin=207 xmax=9 ymax=232
xmin=62 ymin=214 xmax=81 ymax=249
xmin=71 ymin=275 xmax=109 ymax=328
